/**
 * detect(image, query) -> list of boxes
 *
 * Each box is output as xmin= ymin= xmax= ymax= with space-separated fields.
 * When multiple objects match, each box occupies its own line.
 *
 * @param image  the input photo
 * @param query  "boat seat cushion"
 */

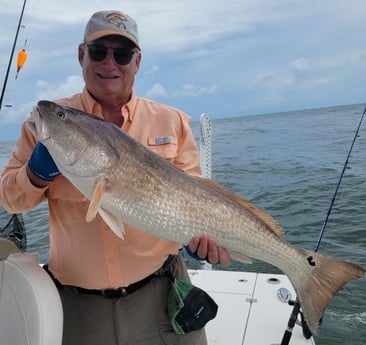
xmin=0 ymin=239 xmax=63 ymax=345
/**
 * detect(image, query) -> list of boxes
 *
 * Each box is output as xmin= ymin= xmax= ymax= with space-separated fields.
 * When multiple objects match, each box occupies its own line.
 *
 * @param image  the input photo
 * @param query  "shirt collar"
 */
xmin=81 ymin=87 xmax=138 ymax=124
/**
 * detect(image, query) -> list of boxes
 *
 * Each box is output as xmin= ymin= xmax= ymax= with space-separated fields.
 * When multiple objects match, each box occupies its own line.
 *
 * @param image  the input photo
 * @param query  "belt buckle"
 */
xmin=119 ymin=287 xmax=128 ymax=297
xmin=101 ymin=287 xmax=127 ymax=298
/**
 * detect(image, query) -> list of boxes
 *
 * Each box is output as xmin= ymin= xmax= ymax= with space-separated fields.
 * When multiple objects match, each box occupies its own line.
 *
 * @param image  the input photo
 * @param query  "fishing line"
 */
xmin=314 ymin=106 xmax=366 ymax=252
xmin=281 ymin=105 xmax=366 ymax=345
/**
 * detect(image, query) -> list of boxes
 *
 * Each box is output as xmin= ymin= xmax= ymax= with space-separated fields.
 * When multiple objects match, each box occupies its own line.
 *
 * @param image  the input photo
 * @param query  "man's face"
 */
xmin=78 ymin=35 xmax=141 ymax=104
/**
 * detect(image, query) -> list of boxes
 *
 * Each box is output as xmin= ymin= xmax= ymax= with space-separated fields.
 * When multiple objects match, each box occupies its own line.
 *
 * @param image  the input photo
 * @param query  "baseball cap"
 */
xmin=84 ymin=10 xmax=140 ymax=50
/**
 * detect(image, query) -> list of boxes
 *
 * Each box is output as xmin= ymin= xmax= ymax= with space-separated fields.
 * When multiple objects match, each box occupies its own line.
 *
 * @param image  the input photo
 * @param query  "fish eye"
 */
xmin=57 ymin=111 xmax=66 ymax=119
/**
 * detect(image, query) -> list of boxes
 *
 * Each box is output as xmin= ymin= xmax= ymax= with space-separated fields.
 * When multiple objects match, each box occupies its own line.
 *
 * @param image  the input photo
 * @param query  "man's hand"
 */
xmin=187 ymin=234 xmax=231 ymax=267
xmin=27 ymin=142 xmax=61 ymax=187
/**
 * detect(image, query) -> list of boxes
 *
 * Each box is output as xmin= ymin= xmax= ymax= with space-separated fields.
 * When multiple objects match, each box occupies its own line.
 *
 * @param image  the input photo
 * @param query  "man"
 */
xmin=0 ymin=10 xmax=230 ymax=345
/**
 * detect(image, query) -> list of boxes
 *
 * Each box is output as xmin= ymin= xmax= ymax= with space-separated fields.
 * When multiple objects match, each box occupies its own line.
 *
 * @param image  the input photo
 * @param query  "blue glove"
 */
xmin=28 ymin=142 xmax=61 ymax=181
xmin=184 ymin=245 xmax=207 ymax=261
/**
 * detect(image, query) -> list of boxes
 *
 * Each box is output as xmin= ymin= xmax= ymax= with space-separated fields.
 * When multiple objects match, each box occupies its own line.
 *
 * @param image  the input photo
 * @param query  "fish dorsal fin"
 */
xmin=98 ymin=208 xmax=126 ymax=239
xmin=86 ymin=179 xmax=106 ymax=222
xmin=194 ymin=177 xmax=284 ymax=237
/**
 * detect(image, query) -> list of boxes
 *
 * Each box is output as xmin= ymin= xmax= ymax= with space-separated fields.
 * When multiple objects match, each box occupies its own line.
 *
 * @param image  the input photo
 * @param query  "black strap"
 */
xmin=43 ymin=254 xmax=177 ymax=298
xmin=77 ymin=273 xmax=156 ymax=298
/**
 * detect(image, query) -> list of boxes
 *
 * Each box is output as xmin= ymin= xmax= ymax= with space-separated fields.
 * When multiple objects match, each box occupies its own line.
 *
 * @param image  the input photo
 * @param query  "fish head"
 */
xmin=26 ymin=100 xmax=119 ymax=179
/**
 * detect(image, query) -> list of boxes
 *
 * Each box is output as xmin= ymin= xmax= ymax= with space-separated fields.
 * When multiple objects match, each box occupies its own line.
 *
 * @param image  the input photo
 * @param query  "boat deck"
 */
xmin=189 ymin=269 xmax=316 ymax=345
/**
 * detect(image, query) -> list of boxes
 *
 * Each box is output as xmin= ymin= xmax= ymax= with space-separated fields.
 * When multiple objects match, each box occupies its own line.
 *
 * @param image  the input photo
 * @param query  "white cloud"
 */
xmin=35 ymin=75 xmax=84 ymax=100
xmin=2 ymin=0 xmax=366 ymax=139
xmin=290 ymin=57 xmax=309 ymax=74
xmin=173 ymin=84 xmax=218 ymax=97
xmin=3 ymin=0 xmax=300 ymax=54
xmin=250 ymin=72 xmax=293 ymax=90
xmin=145 ymin=83 xmax=168 ymax=99
xmin=146 ymin=83 xmax=218 ymax=99
xmin=139 ymin=64 xmax=160 ymax=83
xmin=251 ymin=72 xmax=275 ymax=88
xmin=300 ymin=78 xmax=333 ymax=89
xmin=1 ymin=101 xmax=35 ymax=124
xmin=147 ymin=65 xmax=159 ymax=74
xmin=0 ymin=75 xmax=84 ymax=125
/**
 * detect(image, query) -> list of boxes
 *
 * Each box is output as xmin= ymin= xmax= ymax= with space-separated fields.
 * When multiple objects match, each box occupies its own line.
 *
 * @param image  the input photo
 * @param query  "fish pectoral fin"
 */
xmin=85 ymin=179 xmax=125 ymax=239
xmin=230 ymin=251 xmax=253 ymax=264
xmin=98 ymin=207 xmax=126 ymax=239
xmin=86 ymin=179 xmax=107 ymax=222
xmin=194 ymin=176 xmax=284 ymax=237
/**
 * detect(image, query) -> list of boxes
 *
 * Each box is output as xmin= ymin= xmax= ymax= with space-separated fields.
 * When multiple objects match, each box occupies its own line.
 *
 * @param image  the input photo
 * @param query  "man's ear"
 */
xmin=78 ymin=44 xmax=85 ymax=66
xmin=134 ymin=52 xmax=142 ymax=74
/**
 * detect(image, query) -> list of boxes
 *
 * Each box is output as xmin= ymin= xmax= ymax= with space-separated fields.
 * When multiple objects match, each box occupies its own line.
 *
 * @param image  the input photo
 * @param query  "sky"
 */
xmin=0 ymin=0 xmax=366 ymax=141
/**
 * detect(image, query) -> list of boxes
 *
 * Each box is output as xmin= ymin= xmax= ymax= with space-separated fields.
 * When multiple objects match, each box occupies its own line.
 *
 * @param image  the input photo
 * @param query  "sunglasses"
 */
xmin=86 ymin=43 xmax=137 ymax=65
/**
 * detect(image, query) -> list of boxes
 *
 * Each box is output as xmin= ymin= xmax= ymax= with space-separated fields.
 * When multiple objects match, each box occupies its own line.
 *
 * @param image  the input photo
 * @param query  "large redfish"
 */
xmin=27 ymin=100 xmax=366 ymax=335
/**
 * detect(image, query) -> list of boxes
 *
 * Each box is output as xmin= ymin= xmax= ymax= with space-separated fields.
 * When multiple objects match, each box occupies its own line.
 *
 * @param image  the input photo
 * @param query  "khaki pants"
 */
xmin=58 ymin=254 xmax=207 ymax=345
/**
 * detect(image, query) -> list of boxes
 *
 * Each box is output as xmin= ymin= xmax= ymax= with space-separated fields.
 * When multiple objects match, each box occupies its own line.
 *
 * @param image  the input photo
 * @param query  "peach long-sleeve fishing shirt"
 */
xmin=0 ymin=88 xmax=201 ymax=289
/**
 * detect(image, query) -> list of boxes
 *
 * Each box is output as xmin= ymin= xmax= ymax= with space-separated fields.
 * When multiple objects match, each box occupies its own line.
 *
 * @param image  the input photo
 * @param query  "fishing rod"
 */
xmin=280 ymin=105 xmax=366 ymax=345
xmin=0 ymin=0 xmax=27 ymax=111
xmin=0 ymin=0 xmax=28 ymax=252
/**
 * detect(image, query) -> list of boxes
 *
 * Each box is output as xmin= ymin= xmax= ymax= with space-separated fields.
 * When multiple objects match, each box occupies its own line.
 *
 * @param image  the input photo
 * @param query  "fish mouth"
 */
xmin=26 ymin=106 xmax=50 ymax=141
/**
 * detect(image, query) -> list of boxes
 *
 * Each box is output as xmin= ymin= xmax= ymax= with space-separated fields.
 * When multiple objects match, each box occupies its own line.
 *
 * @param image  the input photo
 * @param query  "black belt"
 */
xmin=44 ymin=254 xmax=176 ymax=299
xmin=77 ymin=273 xmax=157 ymax=298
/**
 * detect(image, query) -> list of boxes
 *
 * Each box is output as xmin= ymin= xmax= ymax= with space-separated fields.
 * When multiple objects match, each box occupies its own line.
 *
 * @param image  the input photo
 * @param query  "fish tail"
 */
xmin=294 ymin=249 xmax=366 ymax=335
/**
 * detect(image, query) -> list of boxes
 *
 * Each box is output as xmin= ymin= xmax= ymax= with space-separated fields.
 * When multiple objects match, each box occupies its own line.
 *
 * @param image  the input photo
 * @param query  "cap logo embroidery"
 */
xmin=106 ymin=13 xmax=127 ymax=30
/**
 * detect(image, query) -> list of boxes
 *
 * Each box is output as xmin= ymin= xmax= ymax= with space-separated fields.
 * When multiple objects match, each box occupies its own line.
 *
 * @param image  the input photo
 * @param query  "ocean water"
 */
xmin=1 ymin=103 xmax=366 ymax=344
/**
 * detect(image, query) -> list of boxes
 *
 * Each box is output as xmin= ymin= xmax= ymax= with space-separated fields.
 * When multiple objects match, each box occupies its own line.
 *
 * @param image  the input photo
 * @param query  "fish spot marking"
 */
xmin=307 ymin=256 xmax=316 ymax=266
